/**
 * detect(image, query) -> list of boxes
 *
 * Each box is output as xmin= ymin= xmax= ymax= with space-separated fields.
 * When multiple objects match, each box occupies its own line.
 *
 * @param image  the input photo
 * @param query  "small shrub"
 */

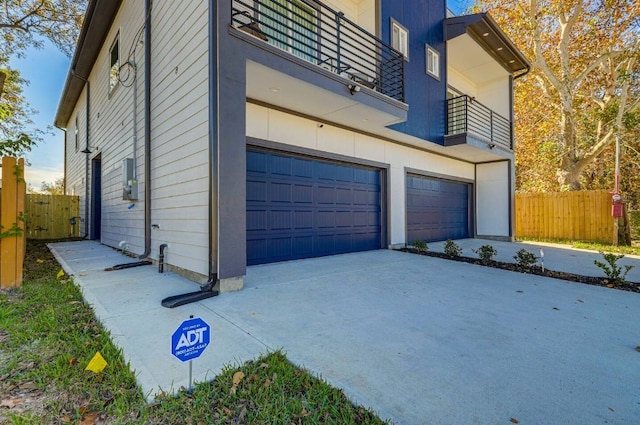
xmin=411 ymin=239 xmax=428 ymax=252
xmin=594 ymin=251 xmax=635 ymax=282
xmin=513 ymin=249 xmax=538 ymax=267
xmin=443 ymin=239 xmax=462 ymax=257
xmin=473 ymin=244 xmax=497 ymax=264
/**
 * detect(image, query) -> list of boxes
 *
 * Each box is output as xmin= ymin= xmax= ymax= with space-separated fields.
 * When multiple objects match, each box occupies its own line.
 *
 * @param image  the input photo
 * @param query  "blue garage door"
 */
xmin=247 ymin=150 xmax=382 ymax=265
xmin=407 ymin=174 xmax=470 ymax=243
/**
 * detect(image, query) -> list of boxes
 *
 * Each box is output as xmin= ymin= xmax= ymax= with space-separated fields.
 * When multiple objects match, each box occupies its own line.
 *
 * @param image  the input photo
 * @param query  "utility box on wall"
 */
xmin=122 ymin=158 xmax=139 ymax=200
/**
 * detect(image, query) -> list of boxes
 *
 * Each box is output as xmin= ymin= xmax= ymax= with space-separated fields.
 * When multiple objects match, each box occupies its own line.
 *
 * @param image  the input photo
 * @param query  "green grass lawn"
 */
xmin=518 ymin=236 xmax=640 ymax=257
xmin=0 ymin=240 xmax=389 ymax=424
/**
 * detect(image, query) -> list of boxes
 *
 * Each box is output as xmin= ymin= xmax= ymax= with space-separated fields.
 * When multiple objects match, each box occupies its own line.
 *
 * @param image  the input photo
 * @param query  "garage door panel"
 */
xmin=247 ymin=151 xmax=268 ymax=173
xmin=407 ymin=174 xmax=469 ymax=243
xmin=246 ymin=209 xmax=267 ymax=231
xmin=294 ymin=210 xmax=313 ymax=229
xmin=293 ymin=184 xmax=313 ymax=203
xmin=247 ymin=150 xmax=382 ymax=265
xmin=292 ymin=158 xmax=314 ymax=178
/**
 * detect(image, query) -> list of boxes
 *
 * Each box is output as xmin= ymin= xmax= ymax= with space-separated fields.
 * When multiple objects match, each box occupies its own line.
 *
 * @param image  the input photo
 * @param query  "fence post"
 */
xmin=1 ymin=157 xmax=26 ymax=288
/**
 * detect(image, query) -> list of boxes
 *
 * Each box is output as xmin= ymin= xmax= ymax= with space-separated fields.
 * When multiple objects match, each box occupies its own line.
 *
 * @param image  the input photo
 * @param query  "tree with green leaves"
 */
xmin=474 ymin=0 xmax=640 ymax=203
xmin=0 ymin=0 xmax=85 ymax=157
xmin=40 ymin=177 xmax=64 ymax=195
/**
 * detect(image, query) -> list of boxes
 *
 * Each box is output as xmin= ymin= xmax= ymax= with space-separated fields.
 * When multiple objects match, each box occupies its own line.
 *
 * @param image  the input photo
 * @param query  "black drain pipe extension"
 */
xmin=139 ymin=0 xmax=152 ymax=260
xmin=159 ymin=244 xmax=168 ymax=273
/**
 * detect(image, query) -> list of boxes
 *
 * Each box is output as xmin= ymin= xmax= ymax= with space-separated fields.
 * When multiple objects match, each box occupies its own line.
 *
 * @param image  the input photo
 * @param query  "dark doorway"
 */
xmin=90 ymin=155 xmax=102 ymax=240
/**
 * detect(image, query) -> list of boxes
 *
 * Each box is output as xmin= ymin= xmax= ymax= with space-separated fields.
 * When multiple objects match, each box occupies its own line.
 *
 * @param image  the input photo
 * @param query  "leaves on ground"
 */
xmin=0 ymin=398 xmax=25 ymax=408
xmin=230 ymin=370 xmax=245 ymax=394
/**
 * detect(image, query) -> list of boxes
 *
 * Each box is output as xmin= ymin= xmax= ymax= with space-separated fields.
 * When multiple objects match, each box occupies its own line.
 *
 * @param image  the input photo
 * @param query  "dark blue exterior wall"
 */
xmin=381 ymin=0 xmax=447 ymax=144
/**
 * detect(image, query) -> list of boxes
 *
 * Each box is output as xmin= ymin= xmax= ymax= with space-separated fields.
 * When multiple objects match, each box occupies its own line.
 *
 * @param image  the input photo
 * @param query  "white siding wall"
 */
xmin=65 ymin=87 xmax=88 ymax=236
xmin=246 ymin=103 xmax=475 ymax=246
xmin=476 ymin=161 xmax=510 ymax=237
xmin=148 ymin=0 xmax=210 ymax=276
xmin=63 ymin=0 xmax=210 ymax=277
xmin=87 ymin=0 xmax=146 ymax=253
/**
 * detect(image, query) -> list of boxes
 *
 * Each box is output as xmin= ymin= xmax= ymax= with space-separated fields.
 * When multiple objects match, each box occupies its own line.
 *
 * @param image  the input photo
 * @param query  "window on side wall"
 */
xmin=426 ymin=44 xmax=440 ymax=79
xmin=74 ymin=115 xmax=79 ymax=152
xmin=391 ymin=19 xmax=409 ymax=61
xmin=109 ymin=34 xmax=120 ymax=93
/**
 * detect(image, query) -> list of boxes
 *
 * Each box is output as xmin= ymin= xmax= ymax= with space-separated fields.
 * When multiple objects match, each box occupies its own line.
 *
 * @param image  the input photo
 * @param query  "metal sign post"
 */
xmin=171 ymin=315 xmax=211 ymax=393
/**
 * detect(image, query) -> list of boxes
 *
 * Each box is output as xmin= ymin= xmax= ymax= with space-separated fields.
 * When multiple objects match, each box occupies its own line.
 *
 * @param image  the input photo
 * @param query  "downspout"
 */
xmin=206 ymin=0 xmax=220 ymax=288
xmin=507 ymin=65 xmax=529 ymax=241
xmin=159 ymin=0 xmax=219 ymax=307
xmin=58 ymin=127 xmax=68 ymax=194
xmin=83 ymin=80 xmax=91 ymax=239
xmin=513 ymin=64 xmax=531 ymax=80
xmin=71 ymin=70 xmax=91 ymax=239
xmin=139 ymin=0 xmax=152 ymax=259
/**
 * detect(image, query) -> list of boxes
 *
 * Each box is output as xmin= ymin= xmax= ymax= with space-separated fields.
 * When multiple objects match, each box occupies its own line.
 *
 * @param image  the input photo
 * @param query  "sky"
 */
xmin=448 ymin=0 xmax=475 ymax=15
xmin=10 ymin=39 xmax=70 ymax=192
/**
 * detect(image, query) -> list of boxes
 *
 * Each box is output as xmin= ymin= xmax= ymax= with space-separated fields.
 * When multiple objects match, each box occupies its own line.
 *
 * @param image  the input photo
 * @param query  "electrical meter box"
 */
xmin=122 ymin=158 xmax=139 ymax=200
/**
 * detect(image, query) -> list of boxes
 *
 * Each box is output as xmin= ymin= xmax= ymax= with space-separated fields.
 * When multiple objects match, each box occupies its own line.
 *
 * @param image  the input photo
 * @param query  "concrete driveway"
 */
xmin=50 ymin=241 xmax=640 ymax=425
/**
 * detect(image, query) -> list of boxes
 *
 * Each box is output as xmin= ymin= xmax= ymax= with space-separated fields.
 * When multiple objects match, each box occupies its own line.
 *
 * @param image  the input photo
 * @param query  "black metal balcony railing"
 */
xmin=231 ymin=0 xmax=405 ymax=102
xmin=447 ymin=95 xmax=512 ymax=150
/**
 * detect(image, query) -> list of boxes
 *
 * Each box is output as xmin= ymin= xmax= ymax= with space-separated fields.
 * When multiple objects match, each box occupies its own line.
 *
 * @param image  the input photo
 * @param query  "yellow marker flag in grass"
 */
xmin=85 ymin=352 xmax=108 ymax=373
xmin=56 ymin=269 xmax=65 ymax=279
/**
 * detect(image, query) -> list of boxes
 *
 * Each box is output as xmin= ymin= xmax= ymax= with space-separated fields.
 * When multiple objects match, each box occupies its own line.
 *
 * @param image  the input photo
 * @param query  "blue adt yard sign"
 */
xmin=171 ymin=317 xmax=210 ymax=362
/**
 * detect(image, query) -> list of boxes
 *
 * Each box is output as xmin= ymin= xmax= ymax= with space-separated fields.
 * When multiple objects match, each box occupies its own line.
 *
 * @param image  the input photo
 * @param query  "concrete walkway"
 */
xmin=49 ymin=240 xmax=640 ymax=425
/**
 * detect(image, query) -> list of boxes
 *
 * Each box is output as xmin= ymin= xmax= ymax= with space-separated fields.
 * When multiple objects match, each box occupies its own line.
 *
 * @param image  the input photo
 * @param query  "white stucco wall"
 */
xmin=246 ymin=103 xmax=475 ymax=246
xmin=447 ymin=68 xmax=510 ymax=119
xmin=477 ymin=79 xmax=510 ymax=119
xmin=447 ymin=68 xmax=477 ymax=98
xmin=476 ymin=161 xmax=510 ymax=237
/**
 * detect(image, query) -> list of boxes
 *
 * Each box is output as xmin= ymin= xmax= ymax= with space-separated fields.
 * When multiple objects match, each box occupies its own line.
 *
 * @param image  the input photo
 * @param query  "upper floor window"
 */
xmin=74 ymin=115 xmax=79 ymax=152
xmin=391 ymin=19 xmax=409 ymax=60
xmin=426 ymin=44 xmax=440 ymax=79
xmin=109 ymin=34 xmax=120 ymax=93
xmin=262 ymin=0 xmax=317 ymax=63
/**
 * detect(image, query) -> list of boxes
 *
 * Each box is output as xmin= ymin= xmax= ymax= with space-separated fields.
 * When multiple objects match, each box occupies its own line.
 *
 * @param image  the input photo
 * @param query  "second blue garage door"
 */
xmin=407 ymin=174 xmax=470 ymax=243
xmin=247 ymin=149 xmax=383 ymax=265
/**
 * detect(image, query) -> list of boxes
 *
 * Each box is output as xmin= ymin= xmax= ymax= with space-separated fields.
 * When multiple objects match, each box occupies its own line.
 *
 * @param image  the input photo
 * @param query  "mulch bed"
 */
xmin=399 ymin=248 xmax=640 ymax=294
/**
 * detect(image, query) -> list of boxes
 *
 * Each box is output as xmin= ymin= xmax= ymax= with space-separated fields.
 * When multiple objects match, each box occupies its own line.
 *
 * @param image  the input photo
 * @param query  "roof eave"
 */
xmin=54 ymin=0 xmax=124 ymax=128
xmin=444 ymin=13 xmax=531 ymax=75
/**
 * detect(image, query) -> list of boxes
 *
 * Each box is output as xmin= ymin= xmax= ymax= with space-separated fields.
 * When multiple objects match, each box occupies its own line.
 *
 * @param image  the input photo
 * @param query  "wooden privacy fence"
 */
xmin=0 ymin=157 xmax=26 ymax=288
xmin=25 ymin=193 xmax=80 ymax=239
xmin=516 ymin=190 xmax=614 ymax=244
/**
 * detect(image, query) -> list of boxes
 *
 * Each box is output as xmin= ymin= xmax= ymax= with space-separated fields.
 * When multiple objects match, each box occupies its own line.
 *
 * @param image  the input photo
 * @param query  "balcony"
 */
xmin=231 ymin=0 xmax=405 ymax=102
xmin=445 ymin=95 xmax=512 ymax=151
